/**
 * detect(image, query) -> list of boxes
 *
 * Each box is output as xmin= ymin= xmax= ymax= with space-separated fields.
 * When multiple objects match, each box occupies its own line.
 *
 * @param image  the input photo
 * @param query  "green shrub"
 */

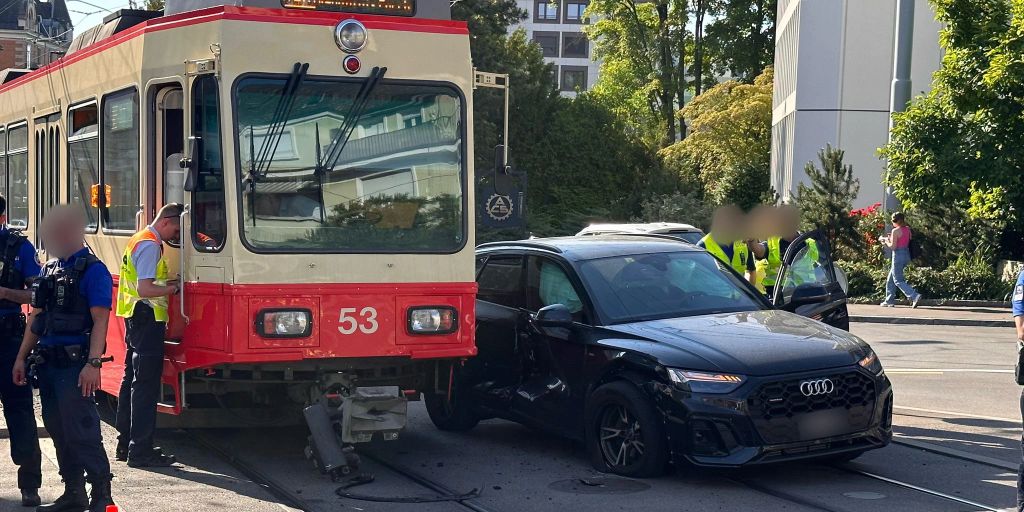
xmin=839 ymin=254 xmax=1009 ymax=301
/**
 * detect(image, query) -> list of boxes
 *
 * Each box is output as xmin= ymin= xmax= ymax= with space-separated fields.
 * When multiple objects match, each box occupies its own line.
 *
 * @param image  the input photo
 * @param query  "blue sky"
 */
xmin=65 ymin=0 xmax=134 ymax=35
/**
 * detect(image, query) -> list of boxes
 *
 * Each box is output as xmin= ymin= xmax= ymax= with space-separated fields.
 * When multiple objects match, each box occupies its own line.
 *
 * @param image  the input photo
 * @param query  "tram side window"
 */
xmin=68 ymin=103 xmax=99 ymax=231
xmin=7 ymin=125 xmax=28 ymax=229
xmin=101 ymin=89 xmax=140 ymax=232
xmin=0 ymin=128 xmax=6 ymax=205
xmin=191 ymin=75 xmax=226 ymax=251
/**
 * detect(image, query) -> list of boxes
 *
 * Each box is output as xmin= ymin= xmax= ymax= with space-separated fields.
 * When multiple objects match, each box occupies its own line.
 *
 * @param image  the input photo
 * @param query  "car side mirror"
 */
xmin=532 ymin=304 xmax=573 ymax=340
xmin=182 ymin=136 xmax=201 ymax=192
xmin=788 ymin=283 xmax=830 ymax=308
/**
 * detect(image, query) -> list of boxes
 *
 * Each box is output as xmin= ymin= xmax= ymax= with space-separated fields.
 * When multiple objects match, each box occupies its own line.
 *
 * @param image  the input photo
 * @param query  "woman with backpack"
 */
xmin=879 ymin=211 xmax=923 ymax=308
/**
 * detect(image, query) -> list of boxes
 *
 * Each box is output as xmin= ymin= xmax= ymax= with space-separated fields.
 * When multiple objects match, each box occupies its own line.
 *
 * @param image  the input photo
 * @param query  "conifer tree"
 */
xmin=797 ymin=145 xmax=861 ymax=254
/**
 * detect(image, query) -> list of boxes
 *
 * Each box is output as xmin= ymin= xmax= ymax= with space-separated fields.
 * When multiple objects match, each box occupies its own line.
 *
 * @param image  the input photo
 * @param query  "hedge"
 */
xmin=839 ymin=255 xmax=1011 ymax=302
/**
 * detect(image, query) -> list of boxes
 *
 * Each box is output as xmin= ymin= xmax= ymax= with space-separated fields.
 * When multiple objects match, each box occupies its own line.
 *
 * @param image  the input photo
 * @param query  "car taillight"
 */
xmin=407 ymin=307 xmax=457 ymax=335
xmin=256 ymin=309 xmax=312 ymax=338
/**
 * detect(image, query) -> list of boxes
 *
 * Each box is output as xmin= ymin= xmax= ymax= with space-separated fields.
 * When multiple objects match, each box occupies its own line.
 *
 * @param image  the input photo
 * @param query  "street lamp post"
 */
xmin=884 ymin=0 xmax=915 ymax=217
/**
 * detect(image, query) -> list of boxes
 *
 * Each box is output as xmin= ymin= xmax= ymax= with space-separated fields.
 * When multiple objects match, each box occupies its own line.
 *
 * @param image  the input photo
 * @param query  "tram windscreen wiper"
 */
xmin=313 ymin=66 xmax=388 ymax=223
xmin=252 ymin=62 xmax=308 ymax=179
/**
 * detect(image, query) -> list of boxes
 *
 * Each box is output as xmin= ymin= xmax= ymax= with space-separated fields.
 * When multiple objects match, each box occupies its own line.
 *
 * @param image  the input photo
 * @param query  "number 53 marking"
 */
xmin=338 ymin=307 xmax=379 ymax=335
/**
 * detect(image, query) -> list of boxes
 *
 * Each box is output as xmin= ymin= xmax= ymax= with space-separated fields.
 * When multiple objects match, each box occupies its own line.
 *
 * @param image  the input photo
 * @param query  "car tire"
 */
xmin=424 ymin=387 xmax=480 ymax=432
xmin=585 ymin=381 xmax=669 ymax=478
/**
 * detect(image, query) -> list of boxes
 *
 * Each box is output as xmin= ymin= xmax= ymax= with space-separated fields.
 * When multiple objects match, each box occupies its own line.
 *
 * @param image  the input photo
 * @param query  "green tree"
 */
xmin=585 ymin=0 xmax=691 ymax=146
xmin=797 ymin=144 xmax=861 ymax=256
xmin=634 ymin=190 xmax=712 ymax=229
xmin=704 ymin=0 xmax=776 ymax=81
xmin=144 ymin=0 xmax=165 ymax=10
xmin=880 ymin=0 xmax=1024 ymax=259
xmin=660 ymin=67 xmax=772 ymax=209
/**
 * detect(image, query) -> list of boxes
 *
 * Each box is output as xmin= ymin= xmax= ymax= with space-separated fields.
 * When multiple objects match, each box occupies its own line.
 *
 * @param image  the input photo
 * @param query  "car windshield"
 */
xmin=234 ymin=76 xmax=464 ymax=252
xmin=577 ymin=251 xmax=766 ymax=324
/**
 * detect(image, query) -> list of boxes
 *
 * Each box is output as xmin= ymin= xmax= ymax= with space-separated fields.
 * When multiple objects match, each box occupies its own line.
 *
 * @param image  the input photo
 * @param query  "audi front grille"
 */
xmin=746 ymin=371 xmax=877 ymax=444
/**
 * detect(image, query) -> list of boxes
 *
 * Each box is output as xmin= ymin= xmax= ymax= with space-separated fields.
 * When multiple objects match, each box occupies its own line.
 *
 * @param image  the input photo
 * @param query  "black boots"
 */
xmin=86 ymin=479 xmax=113 ymax=512
xmin=21 ymin=489 xmax=41 ymax=507
xmin=36 ymin=478 xmax=87 ymax=512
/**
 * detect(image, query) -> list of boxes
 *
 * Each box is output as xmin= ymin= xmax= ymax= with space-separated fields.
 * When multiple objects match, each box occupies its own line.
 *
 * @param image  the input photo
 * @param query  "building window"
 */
xmin=562 ymin=32 xmax=589 ymax=58
xmin=533 ymin=31 xmax=560 ymax=58
xmin=534 ymin=0 xmax=559 ymax=22
xmin=68 ymin=102 xmax=99 ymax=232
xmin=101 ymin=88 xmax=140 ymax=233
xmin=564 ymin=1 xmax=588 ymax=23
xmin=560 ymin=66 xmax=588 ymax=92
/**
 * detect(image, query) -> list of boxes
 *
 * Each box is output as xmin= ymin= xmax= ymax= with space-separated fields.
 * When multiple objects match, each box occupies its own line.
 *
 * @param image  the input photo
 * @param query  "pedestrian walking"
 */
xmin=0 ymin=194 xmax=43 ymax=506
xmin=114 ymin=203 xmax=181 ymax=467
xmin=879 ymin=212 xmax=922 ymax=308
xmin=1014 ymin=269 xmax=1024 ymax=512
xmin=12 ymin=205 xmax=115 ymax=512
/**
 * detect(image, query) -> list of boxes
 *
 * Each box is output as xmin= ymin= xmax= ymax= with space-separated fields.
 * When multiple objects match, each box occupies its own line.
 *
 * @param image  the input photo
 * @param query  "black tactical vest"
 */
xmin=0 ymin=230 xmax=27 ymax=310
xmin=37 ymin=254 xmax=100 ymax=338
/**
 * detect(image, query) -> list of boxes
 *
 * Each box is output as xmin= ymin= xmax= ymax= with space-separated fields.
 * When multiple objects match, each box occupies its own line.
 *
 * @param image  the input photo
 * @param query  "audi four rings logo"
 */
xmin=799 ymin=379 xmax=835 ymax=396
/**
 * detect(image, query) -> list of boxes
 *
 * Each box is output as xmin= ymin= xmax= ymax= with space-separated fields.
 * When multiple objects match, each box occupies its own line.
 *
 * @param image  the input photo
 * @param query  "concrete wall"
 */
xmin=770 ymin=0 xmax=943 ymax=207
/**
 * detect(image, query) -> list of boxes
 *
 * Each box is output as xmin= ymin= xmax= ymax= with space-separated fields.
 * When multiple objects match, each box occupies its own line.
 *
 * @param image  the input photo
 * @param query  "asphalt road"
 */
xmin=2 ymin=322 xmax=1021 ymax=511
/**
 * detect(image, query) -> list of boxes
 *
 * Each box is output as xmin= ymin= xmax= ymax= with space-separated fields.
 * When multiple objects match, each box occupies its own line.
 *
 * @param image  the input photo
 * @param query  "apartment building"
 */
xmin=511 ymin=0 xmax=600 ymax=96
xmin=0 ymin=0 xmax=72 ymax=70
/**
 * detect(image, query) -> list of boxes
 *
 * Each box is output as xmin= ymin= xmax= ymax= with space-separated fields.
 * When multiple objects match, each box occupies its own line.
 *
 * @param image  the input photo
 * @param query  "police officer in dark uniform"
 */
xmin=0 ymin=195 xmax=43 ymax=506
xmin=12 ymin=206 xmax=115 ymax=512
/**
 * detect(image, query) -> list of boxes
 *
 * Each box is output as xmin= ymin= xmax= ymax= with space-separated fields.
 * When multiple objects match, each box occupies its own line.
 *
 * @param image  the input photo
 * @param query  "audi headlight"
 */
xmin=407 ymin=307 xmax=457 ymax=335
xmin=256 ymin=309 xmax=312 ymax=338
xmin=858 ymin=349 xmax=883 ymax=375
xmin=666 ymin=369 xmax=746 ymax=394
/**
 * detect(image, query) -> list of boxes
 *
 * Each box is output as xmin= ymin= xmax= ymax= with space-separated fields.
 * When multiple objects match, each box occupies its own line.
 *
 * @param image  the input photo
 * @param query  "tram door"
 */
xmin=33 ymin=113 xmax=61 ymax=247
xmin=151 ymin=86 xmax=185 ymax=340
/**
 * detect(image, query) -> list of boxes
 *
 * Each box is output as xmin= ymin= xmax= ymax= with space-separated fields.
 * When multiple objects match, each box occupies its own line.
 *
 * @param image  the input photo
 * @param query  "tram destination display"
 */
xmin=282 ymin=0 xmax=415 ymax=16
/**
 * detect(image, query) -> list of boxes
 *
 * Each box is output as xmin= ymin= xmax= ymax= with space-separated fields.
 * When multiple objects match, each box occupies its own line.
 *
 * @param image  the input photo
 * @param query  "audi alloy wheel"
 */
xmin=585 ymin=381 xmax=668 ymax=477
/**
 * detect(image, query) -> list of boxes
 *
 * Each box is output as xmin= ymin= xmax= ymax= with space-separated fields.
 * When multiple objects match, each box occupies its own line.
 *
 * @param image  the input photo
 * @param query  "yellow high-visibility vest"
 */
xmin=700 ymin=235 xmax=750 ymax=276
xmin=116 ymin=228 xmax=169 ymax=321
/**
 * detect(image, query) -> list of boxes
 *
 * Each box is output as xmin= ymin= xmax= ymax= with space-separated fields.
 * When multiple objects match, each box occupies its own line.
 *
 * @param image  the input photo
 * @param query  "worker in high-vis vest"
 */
xmin=751 ymin=204 xmax=821 ymax=297
xmin=114 ymin=203 xmax=182 ymax=468
xmin=698 ymin=205 xmax=756 ymax=285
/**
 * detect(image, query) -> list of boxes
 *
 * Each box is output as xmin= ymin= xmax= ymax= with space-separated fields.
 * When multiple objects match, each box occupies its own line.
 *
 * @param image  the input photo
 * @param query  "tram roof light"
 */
xmin=335 ymin=19 xmax=368 ymax=54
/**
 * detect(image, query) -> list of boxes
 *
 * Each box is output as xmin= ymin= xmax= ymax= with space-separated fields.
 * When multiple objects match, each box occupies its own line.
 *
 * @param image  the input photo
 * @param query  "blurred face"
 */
xmin=780 ymin=205 xmax=801 ymax=235
xmin=748 ymin=206 xmax=773 ymax=240
xmin=711 ymin=206 xmax=742 ymax=243
xmin=42 ymin=208 xmax=86 ymax=259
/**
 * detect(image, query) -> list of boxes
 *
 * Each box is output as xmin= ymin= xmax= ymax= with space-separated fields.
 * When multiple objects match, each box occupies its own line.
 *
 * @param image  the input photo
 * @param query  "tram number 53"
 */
xmin=338 ymin=307 xmax=379 ymax=335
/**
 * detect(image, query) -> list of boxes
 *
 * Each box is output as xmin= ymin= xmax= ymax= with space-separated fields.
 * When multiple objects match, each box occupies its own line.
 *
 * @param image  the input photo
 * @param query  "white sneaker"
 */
xmin=911 ymin=294 xmax=923 ymax=308
xmin=879 ymin=302 xmax=896 ymax=307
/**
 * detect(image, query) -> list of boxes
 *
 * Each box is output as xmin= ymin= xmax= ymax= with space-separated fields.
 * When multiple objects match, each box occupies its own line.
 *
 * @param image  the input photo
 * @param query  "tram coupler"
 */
xmin=303 ymin=386 xmax=408 ymax=481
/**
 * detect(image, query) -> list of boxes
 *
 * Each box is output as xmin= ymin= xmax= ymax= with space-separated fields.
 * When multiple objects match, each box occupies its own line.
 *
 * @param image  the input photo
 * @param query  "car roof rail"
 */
xmin=476 ymin=240 xmax=564 ymax=253
xmin=588 ymin=232 xmax=696 ymax=245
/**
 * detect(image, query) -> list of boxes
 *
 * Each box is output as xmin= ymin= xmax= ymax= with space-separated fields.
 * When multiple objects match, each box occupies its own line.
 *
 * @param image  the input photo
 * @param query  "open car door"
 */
xmin=771 ymin=230 xmax=850 ymax=331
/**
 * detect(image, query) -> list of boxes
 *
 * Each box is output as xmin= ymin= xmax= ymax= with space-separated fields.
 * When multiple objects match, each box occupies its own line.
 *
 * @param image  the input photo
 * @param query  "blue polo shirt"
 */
xmin=1013 ymin=270 xmax=1024 ymax=318
xmin=38 ymin=247 xmax=113 ymax=346
xmin=0 ymin=228 xmax=41 ymax=317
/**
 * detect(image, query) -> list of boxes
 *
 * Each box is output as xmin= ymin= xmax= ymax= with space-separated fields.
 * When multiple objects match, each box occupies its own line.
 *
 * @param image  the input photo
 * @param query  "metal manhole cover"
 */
xmin=548 ymin=477 xmax=651 ymax=495
xmin=843 ymin=491 xmax=886 ymax=500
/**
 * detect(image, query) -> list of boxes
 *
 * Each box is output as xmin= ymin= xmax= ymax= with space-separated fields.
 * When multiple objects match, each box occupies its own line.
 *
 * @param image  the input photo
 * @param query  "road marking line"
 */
xmin=894 ymin=405 xmax=1021 ymax=424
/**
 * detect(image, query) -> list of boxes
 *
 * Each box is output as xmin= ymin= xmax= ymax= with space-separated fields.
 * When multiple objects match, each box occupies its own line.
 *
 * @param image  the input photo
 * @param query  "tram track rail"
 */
xmin=832 ymin=464 xmax=1002 ymax=512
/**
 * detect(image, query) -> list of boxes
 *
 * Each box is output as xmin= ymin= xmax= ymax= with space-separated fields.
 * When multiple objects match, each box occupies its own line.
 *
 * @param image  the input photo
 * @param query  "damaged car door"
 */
xmin=471 ymin=254 xmax=528 ymax=409
xmin=511 ymin=255 xmax=591 ymax=437
xmin=772 ymin=230 xmax=850 ymax=330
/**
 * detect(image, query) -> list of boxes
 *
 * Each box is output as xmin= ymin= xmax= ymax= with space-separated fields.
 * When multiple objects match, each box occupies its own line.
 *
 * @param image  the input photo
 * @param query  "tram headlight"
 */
xmin=407 ymin=307 xmax=457 ymax=335
xmin=335 ymin=19 xmax=368 ymax=53
xmin=256 ymin=309 xmax=312 ymax=338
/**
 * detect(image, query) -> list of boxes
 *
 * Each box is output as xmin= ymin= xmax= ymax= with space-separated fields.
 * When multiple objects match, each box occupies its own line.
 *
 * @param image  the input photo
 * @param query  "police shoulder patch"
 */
xmin=1014 ymin=284 xmax=1024 ymax=302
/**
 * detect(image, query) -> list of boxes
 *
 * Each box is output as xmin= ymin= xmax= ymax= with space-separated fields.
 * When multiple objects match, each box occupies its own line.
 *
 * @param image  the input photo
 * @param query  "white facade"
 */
xmin=510 ymin=0 xmax=600 ymax=96
xmin=770 ymin=0 xmax=943 ymax=207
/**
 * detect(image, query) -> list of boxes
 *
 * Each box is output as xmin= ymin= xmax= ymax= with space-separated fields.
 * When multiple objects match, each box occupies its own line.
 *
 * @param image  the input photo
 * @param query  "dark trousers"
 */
xmin=0 ymin=335 xmax=42 ymax=490
xmin=1019 ymin=390 xmax=1024 ymax=512
xmin=115 ymin=303 xmax=166 ymax=460
xmin=37 ymin=359 xmax=110 ymax=483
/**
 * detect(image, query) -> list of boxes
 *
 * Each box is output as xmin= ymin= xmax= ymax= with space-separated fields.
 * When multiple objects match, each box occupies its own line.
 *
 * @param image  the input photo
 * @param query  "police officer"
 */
xmin=1013 ymin=269 xmax=1024 ymax=512
xmin=751 ymin=204 xmax=818 ymax=297
xmin=12 ymin=206 xmax=115 ymax=512
xmin=114 ymin=203 xmax=181 ymax=467
xmin=0 ymin=195 xmax=43 ymax=506
xmin=698 ymin=205 xmax=756 ymax=284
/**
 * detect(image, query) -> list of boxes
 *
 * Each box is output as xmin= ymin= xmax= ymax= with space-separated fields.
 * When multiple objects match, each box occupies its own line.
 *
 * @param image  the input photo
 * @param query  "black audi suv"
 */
xmin=424 ymin=234 xmax=892 ymax=477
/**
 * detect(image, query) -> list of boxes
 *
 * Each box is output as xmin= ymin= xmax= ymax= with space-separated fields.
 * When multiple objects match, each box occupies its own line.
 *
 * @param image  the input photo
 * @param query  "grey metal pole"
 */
xmin=884 ymin=0 xmax=915 ymax=216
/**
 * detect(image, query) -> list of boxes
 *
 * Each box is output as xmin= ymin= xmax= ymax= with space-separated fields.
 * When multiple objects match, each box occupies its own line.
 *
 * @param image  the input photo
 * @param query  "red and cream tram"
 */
xmin=0 ymin=0 xmax=487 ymax=451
